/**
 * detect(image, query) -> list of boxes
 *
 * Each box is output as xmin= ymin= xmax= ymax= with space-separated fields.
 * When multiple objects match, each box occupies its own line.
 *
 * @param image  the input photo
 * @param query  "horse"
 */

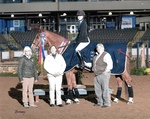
xmin=31 ymin=27 xmax=134 ymax=105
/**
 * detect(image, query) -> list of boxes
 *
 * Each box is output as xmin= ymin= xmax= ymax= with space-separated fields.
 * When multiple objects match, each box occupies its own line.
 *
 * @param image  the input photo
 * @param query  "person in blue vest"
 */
xmin=73 ymin=10 xmax=90 ymax=70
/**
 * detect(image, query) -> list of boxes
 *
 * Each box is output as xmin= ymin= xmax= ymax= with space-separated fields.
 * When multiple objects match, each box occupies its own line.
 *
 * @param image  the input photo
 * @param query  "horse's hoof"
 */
xmin=112 ymin=98 xmax=118 ymax=104
xmin=65 ymin=99 xmax=71 ymax=105
xmin=127 ymin=101 xmax=134 ymax=105
xmin=73 ymin=98 xmax=80 ymax=104
xmin=65 ymin=103 xmax=71 ymax=106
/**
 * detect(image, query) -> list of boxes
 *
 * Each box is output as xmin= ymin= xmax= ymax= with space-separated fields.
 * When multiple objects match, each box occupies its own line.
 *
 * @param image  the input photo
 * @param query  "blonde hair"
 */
xmin=23 ymin=46 xmax=32 ymax=56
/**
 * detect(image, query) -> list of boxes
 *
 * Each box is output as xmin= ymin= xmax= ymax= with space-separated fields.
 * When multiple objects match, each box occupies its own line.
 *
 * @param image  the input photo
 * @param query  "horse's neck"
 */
xmin=46 ymin=31 xmax=62 ymax=44
xmin=45 ymin=30 xmax=68 ymax=54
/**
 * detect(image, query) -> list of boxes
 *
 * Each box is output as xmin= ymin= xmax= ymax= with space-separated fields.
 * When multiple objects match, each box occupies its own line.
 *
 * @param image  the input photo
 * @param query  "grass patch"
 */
xmin=0 ymin=72 xmax=18 ymax=77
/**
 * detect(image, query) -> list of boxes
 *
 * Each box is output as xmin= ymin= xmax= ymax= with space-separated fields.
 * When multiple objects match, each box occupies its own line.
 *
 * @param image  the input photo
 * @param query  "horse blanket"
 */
xmin=62 ymin=41 xmax=127 ymax=75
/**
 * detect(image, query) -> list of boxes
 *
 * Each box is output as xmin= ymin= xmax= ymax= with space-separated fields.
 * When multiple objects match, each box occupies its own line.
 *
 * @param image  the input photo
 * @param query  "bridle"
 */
xmin=32 ymin=35 xmax=41 ymax=48
xmin=32 ymin=41 xmax=40 ymax=48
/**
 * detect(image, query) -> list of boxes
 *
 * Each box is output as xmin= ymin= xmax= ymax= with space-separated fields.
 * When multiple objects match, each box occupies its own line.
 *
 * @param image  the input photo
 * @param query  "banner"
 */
xmin=121 ymin=16 xmax=136 ymax=29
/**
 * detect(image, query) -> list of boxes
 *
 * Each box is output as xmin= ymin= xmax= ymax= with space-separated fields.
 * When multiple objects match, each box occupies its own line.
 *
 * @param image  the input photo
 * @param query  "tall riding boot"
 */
xmin=73 ymin=88 xmax=80 ymax=104
xmin=77 ymin=50 xmax=85 ymax=70
xmin=66 ymin=90 xmax=73 ymax=105
xmin=127 ymin=86 xmax=134 ymax=104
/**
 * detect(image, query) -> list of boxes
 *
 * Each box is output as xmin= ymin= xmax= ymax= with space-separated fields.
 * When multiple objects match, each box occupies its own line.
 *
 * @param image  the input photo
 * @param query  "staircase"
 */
xmin=3 ymin=34 xmax=22 ymax=50
xmin=0 ymin=44 xmax=9 ymax=51
xmin=127 ymin=30 xmax=145 ymax=48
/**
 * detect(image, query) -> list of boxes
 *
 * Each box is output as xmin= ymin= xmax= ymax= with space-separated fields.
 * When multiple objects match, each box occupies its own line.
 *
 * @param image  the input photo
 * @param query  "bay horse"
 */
xmin=31 ymin=27 xmax=134 ymax=105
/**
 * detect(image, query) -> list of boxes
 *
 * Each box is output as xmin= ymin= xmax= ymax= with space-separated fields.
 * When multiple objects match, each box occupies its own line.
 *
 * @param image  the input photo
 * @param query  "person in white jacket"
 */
xmin=44 ymin=45 xmax=66 ymax=107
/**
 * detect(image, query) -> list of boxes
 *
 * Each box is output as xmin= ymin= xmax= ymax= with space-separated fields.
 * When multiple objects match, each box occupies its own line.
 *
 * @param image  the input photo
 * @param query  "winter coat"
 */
xmin=18 ymin=56 xmax=38 ymax=81
xmin=44 ymin=53 xmax=66 ymax=77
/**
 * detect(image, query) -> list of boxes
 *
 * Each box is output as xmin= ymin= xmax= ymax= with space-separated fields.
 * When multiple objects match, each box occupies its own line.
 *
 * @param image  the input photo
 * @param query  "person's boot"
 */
xmin=77 ymin=50 xmax=85 ymax=70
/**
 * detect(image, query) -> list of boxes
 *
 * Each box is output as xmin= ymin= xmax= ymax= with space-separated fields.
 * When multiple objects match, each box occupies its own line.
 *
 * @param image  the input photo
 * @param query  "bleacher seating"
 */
xmin=141 ymin=28 xmax=150 ymax=41
xmin=0 ymin=46 xmax=4 ymax=51
xmin=10 ymin=30 xmax=39 ymax=48
xmin=0 ymin=34 xmax=8 ymax=44
xmin=2 ymin=28 xmax=140 ymax=51
xmin=132 ymin=41 xmax=143 ymax=48
xmin=89 ymin=28 xmax=138 ymax=43
xmin=58 ymin=30 xmax=68 ymax=39
xmin=0 ymin=34 xmax=8 ymax=51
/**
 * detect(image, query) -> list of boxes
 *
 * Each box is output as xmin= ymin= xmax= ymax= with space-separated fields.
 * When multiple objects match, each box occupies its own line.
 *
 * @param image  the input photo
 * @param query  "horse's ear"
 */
xmin=39 ymin=25 xmax=44 ymax=32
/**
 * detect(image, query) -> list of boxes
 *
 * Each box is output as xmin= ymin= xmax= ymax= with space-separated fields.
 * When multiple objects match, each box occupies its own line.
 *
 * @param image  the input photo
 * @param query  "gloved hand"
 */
xmin=71 ymin=36 xmax=76 ymax=41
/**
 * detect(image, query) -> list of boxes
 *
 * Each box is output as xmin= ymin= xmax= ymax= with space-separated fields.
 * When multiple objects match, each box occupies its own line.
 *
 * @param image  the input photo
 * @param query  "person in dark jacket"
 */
xmin=74 ymin=10 xmax=90 ymax=69
xmin=18 ymin=46 xmax=38 ymax=108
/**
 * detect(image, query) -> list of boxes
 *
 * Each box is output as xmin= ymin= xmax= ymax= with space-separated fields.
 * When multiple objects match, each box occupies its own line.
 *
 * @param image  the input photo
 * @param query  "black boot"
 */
xmin=77 ymin=50 xmax=85 ymax=70
xmin=113 ymin=87 xmax=122 ymax=103
xmin=128 ymin=86 xmax=134 ymax=98
xmin=127 ymin=86 xmax=134 ymax=104
xmin=73 ymin=88 xmax=80 ymax=104
xmin=66 ymin=90 xmax=73 ymax=105
xmin=74 ymin=88 xmax=80 ymax=98
xmin=116 ymin=87 xmax=122 ymax=99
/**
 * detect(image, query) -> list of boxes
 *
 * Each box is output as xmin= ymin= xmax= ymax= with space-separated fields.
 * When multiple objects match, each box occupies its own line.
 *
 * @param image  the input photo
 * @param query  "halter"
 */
xmin=32 ymin=32 xmax=46 ymax=48
xmin=32 ymin=35 xmax=41 ymax=48
xmin=32 ymin=42 xmax=40 ymax=48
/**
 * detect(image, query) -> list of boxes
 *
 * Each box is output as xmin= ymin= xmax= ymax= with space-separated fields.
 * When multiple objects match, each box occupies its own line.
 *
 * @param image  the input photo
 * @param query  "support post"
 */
xmin=146 ymin=41 xmax=149 ymax=67
xmin=136 ymin=43 xmax=139 ymax=69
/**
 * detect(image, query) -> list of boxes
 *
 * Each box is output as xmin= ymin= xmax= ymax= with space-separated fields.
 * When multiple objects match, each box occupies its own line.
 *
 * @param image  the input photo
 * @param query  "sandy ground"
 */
xmin=0 ymin=73 xmax=150 ymax=119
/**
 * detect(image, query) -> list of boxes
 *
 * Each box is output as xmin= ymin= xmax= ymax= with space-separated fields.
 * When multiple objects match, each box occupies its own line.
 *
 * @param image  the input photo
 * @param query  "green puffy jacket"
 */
xmin=17 ymin=56 xmax=38 ymax=81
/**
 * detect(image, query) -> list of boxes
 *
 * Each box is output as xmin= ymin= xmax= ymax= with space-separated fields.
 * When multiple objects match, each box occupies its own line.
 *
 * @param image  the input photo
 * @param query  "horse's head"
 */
xmin=31 ymin=30 xmax=50 ymax=54
xmin=31 ymin=32 xmax=41 ymax=54
xmin=31 ymin=27 xmax=69 ymax=55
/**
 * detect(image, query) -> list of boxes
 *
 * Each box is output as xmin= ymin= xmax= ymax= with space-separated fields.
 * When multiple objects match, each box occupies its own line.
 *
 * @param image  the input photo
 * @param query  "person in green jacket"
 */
xmin=18 ymin=46 xmax=38 ymax=108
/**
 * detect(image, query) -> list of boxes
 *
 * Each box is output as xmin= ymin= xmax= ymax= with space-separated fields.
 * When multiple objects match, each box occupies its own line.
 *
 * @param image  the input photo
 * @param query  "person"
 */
xmin=72 ymin=10 xmax=90 ymax=69
xmin=65 ymin=10 xmax=90 ymax=105
xmin=18 ymin=46 xmax=38 ymax=108
xmin=112 ymin=75 xmax=134 ymax=104
xmin=44 ymin=45 xmax=66 ymax=107
xmin=92 ymin=43 xmax=113 ymax=108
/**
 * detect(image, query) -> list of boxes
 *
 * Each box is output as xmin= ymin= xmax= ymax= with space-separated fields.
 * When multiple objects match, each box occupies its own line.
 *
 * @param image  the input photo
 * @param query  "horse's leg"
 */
xmin=122 ymin=56 xmax=134 ymax=104
xmin=65 ymin=70 xmax=80 ymax=105
xmin=70 ymin=70 xmax=80 ymax=104
xmin=113 ymin=75 xmax=123 ymax=103
xmin=122 ymin=70 xmax=134 ymax=104
xmin=122 ymin=52 xmax=134 ymax=104
xmin=65 ymin=71 xmax=74 ymax=105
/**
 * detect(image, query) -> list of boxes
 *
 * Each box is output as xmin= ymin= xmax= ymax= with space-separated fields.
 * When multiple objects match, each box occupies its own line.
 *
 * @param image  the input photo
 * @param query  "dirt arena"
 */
xmin=0 ymin=73 xmax=150 ymax=119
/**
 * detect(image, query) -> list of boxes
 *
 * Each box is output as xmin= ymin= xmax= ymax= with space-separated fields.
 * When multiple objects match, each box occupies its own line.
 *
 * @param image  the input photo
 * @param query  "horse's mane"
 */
xmin=40 ymin=30 xmax=69 ymax=54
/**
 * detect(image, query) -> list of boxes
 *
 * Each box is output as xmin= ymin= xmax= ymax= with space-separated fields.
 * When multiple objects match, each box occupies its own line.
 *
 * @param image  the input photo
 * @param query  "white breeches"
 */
xmin=75 ymin=38 xmax=90 ymax=52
